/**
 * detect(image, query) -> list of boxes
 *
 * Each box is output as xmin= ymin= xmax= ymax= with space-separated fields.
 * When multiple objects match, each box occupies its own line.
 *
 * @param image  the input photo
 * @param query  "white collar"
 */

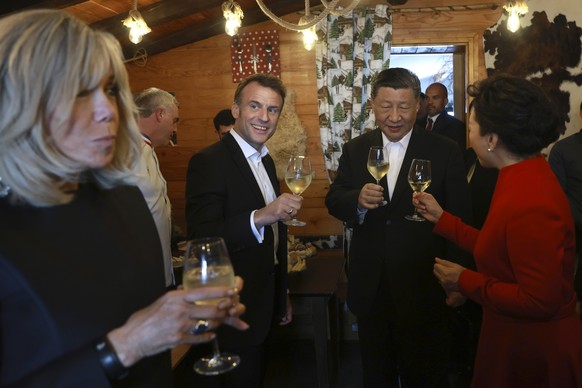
xmin=230 ymin=130 xmax=269 ymax=161
xmin=381 ymin=128 xmax=412 ymax=149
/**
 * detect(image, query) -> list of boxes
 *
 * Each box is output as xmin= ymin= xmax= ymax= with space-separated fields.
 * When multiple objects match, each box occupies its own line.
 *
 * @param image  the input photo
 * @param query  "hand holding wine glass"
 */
xmin=284 ymin=156 xmax=312 ymax=227
xmin=367 ymin=146 xmax=389 ymax=206
xmin=182 ymin=237 xmax=240 ymax=375
xmin=405 ymin=159 xmax=432 ymax=221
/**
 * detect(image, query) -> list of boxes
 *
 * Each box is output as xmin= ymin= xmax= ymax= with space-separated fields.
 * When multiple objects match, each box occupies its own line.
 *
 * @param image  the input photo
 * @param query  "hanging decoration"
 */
xmin=230 ymin=30 xmax=280 ymax=83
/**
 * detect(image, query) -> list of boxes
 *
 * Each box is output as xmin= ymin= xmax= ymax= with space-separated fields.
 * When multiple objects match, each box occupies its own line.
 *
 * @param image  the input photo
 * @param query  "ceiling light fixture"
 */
xmin=299 ymin=13 xmax=318 ymax=51
xmin=221 ymin=0 xmax=361 ymax=49
xmin=122 ymin=0 xmax=151 ymax=44
xmin=223 ymin=0 xmax=244 ymax=36
xmin=503 ymin=0 xmax=528 ymax=33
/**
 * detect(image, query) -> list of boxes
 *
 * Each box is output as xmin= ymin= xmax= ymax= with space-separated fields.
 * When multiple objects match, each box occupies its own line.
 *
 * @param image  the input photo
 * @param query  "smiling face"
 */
xmin=231 ymin=81 xmax=283 ymax=150
xmin=373 ymin=86 xmax=419 ymax=142
xmin=52 ymin=73 xmax=120 ymax=169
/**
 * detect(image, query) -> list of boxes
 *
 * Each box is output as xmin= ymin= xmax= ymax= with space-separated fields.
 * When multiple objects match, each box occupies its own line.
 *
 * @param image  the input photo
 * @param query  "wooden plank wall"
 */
xmin=126 ymin=5 xmax=502 ymax=237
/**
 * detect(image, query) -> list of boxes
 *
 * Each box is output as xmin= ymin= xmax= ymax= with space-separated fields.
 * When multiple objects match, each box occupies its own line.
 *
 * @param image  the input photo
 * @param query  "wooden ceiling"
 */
xmin=0 ymin=0 xmax=316 ymax=60
xmin=0 ymin=0 xmax=501 ymax=60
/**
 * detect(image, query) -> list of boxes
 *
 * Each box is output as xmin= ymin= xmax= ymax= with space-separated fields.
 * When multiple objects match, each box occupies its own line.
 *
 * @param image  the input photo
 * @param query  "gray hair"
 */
xmin=134 ymin=87 xmax=179 ymax=117
xmin=0 ymin=9 xmax=142 ymax=206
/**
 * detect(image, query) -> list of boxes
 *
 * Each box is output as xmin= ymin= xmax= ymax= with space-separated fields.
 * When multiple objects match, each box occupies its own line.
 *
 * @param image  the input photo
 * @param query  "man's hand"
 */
xmin=358 ymin=183 xmax=385 ymax=209
xmin=254 ymin=193 xmax=303 ymax=227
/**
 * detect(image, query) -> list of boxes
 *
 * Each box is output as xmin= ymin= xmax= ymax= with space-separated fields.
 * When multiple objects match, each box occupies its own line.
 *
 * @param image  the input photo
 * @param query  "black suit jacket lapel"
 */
xmin=262 ymin=154 xmax=281 ymax=197
xmin=369 ymin=130 xmax=390 ymax=198
xmin=223 ymin=133 xmax=266 ymax=205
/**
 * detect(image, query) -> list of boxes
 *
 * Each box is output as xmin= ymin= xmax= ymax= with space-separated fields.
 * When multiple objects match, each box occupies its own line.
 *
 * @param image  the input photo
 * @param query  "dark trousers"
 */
xmin=355 ymin=267 xmax=451 ymax=388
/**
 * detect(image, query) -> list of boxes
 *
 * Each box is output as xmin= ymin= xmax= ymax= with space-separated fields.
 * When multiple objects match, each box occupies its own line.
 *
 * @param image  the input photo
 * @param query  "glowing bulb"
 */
xmin=506 ymin=10 xmax=520 ymax=33
xmin=223 ymin=1 xmax=244 ymax=37
xmin=299 ymin=15 xmax=318 ymax=51
xmin=122 ymin=9 xmax=151 ymax=44
xmin=302 ymin=27 xmax=318 ymax=51
xmin=503 ymin=0 xmax=528 ymax=32
xmin=129 ymin=28 xmax=143 ymax=44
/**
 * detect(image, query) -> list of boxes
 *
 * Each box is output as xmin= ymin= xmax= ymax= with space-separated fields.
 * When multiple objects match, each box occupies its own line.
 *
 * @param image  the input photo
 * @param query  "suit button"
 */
xmin=385 ymin=220 xmax=392 ymax=226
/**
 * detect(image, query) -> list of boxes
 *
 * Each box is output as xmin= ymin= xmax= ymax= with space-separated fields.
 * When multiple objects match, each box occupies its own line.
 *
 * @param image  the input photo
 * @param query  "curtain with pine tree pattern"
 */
xmin=316 ymin=4 xmax=392 ymax=182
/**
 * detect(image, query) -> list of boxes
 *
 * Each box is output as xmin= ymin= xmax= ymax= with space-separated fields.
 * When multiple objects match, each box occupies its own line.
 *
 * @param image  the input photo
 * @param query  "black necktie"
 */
xmin=426 ymin=118 xmax=433 ymax=132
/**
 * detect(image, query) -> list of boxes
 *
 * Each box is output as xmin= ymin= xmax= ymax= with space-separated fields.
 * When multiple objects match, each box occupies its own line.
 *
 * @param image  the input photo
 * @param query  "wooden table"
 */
xmin=287 ymin=249 xmax=346 ymax=388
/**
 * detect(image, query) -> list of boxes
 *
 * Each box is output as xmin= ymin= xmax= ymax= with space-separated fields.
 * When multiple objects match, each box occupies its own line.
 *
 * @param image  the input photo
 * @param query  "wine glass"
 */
xmin=182 ymin=237 xmax=240 ymax=375
xmin=405 ymin=159 xmax=432 ymax=221
xmin=367 ymin=146 xmax=389 ymax=206
xmin=284 ymin=156 xmax=312 ymax=227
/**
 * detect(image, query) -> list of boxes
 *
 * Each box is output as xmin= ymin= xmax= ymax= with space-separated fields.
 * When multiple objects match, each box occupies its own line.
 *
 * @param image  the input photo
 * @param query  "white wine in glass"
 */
xmin=405 ymin=159 xmax=432 ymax=222
xmin=367 ymin=146 xmax=389 ymax=206
xmin=284 ymin=156 xmax=312 ymax=227
xmin=182 ymin=237 xmax=240 ymax=375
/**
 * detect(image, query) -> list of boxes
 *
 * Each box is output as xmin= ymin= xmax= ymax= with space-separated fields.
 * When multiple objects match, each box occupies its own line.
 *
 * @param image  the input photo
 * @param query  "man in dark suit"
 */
xmin=326 ymin=68 xmax=473 ymax=387
xmin=424 ymin=82 xmax=467 ymax=152
xmin=185 ymin=74 xmax=300 ymax=387
xmin=549 ymin=101 xmax=582 ymax=317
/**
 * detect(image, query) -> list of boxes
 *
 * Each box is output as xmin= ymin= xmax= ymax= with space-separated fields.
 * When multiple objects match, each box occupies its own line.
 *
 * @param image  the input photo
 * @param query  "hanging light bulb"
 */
xmin=223 ymin=0 xmax=244 ymax=37
xmin=299 ymin=15 xmax=318 ymax=51
xmin=122 ymin=3 xmax=151 ymax=44
xmin=503 ymin=0 xmax=528 ymax=32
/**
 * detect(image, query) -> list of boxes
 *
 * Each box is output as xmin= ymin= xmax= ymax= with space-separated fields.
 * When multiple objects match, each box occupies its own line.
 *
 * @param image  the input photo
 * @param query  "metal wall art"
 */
xmin=230 ymin=30 xmax=280 ymax=83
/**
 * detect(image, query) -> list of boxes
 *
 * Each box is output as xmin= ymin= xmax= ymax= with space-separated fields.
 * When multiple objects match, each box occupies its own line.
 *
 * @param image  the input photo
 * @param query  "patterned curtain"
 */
xmin=316 ymin=4 xmax=392 ymax=183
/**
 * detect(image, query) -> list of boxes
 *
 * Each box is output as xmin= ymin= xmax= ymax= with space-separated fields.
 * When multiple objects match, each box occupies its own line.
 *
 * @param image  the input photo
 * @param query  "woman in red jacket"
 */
xmin=414 ymin=74 xmax=582 ymax=387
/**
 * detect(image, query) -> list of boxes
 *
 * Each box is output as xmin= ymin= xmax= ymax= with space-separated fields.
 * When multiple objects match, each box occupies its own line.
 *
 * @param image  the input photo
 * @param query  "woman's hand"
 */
xmin=412 ymin=192 xmax=443 ymax=223
xmin=433 ymin=258 xmax=465 ymax=293
xmin=107 ymin=276 xmax=248 ymax=367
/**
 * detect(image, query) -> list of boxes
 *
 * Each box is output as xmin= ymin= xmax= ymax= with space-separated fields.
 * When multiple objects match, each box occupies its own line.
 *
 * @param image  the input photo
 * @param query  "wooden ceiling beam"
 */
xmin=91 ymin=0 xmax=220 ymax=38
xmin=121 ymin=0 xmax=305 ymax=59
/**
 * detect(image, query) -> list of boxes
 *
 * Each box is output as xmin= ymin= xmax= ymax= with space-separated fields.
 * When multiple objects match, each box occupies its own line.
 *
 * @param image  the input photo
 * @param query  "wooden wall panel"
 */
xmin=126 ymin=6 xmax=502 ymax=237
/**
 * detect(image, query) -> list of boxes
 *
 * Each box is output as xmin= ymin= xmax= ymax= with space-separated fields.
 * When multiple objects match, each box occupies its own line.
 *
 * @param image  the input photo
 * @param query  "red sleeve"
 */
xmin=458 ymin=206 xmax=569 ymax=319
xmin=434 ymin=211 xmax=480 ymax=254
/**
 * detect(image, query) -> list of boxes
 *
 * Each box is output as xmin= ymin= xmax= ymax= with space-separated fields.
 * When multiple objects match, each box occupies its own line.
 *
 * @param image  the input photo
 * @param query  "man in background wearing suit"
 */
xmin=326 ymin=68 xmax=473 ymax=387
xmin=185 ymin=74 xmax=300 ymax=387
xmin=425 ymin=82 xmax=467 ymax=152
xmin=549 ymin=101 xmax=582 ymax=318
xmin=213 ymin=108 xmax=235 ymax=140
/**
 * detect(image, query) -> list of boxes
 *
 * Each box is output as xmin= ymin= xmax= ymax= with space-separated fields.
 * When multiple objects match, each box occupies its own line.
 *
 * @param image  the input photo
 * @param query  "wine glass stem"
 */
xmin=412 ymin=192 xmax=420 ymax=216
xmin=209 ymin=338 xmax=222 ymax=364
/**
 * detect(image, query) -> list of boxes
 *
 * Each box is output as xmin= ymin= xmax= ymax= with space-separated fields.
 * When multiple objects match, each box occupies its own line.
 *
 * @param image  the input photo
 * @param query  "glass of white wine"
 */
xmin=367 ymin=146 xmax=389 ymax=206
xmin=182 ymin=237 xmax=240 ymax=375
xmin=405 ymin=159 xmax=432 ymax=221
xmin=284 ymin=156 xmax=312 ymax=227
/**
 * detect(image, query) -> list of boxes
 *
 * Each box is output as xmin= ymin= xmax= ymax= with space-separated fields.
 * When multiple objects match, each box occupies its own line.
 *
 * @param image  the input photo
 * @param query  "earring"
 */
xmin=487 ymin=145 xmax=493 ymax=152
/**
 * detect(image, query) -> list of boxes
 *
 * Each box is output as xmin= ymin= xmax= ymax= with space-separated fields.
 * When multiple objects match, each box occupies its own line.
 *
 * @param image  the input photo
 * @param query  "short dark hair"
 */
xmin=213 ymin=109 xmax=235 ymax=132
xmin=468 ymin=74 xmax=561 ymax=156
xmin=372 ymin=68 xmax=421 ymax=100
xmin=428 ymin=82 xmax=448 ymax=98
xmin=234 ymin=73 xmax=286 ymax=106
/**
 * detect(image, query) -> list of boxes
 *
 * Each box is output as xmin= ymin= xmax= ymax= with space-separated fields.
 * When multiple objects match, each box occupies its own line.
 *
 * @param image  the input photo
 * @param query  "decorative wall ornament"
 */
xmin=316 ymin=4 xmax=392 ymax=182
xmin=230 ymin=30 xmax=280 ymax=83
xmin=266 ymin=89 xmax=308 ymax=179
xmin=484 ymin=0 xmax=582 ymax=141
